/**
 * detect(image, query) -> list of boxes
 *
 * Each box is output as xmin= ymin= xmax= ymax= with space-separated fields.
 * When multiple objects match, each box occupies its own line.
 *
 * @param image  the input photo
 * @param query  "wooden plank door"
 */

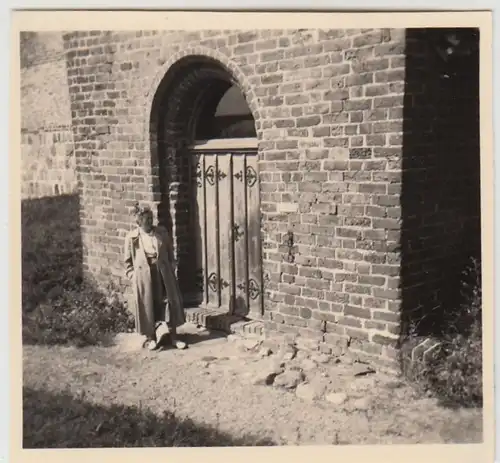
xmin=232 ymin=154 xmax=249 ymax=316
xmin=217 ymin=154 xmax=232 ymax=309
xmin=192 ymin=153 xmax=206 ymax=306
xmin=191 ymin=149 xmax=263 ymax=317
xmin=204 ymin=154 xmax=220 ymax=308
xmin=245 ymin=155 xmax=263 ymax=318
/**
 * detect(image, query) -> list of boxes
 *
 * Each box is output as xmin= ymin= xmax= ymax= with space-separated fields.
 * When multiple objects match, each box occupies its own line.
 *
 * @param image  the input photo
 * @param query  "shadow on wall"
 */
xmin=21 ymin=193 xmax=135 ymax=347
xmin=22 ymin=193 xmax=84 ymax=313
xmin=400 ymin=28 xmax=481 ymax=339
xmin=23 ymin=386 xmax=276 ymax=448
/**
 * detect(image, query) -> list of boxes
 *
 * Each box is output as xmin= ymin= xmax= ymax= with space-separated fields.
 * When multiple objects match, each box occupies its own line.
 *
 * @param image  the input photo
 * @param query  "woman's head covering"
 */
xmin=133 ymin=203 xmax=153 ymax=224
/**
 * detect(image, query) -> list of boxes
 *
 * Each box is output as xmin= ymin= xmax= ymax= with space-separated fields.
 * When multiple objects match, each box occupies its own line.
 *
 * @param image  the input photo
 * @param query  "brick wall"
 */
xmin=21 ymin=32 xmax=77 ymax=198
xmin=59 ymin=28 xmax=408 ymax=369
xmin=20 ymin=27 xmax=481 ymax=370
xmin=400 ymin=28 xmax=481 ymax=338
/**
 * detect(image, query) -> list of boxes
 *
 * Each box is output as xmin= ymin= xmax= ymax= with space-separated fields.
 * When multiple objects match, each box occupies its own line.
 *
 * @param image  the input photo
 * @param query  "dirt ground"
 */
xmin=22 ymin=323 xmax=483 ymax=446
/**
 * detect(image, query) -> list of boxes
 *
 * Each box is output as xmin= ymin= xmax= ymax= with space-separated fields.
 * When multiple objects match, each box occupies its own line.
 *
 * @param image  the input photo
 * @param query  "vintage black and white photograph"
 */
xmin=17 ymin=11 xmax=491 ymax=451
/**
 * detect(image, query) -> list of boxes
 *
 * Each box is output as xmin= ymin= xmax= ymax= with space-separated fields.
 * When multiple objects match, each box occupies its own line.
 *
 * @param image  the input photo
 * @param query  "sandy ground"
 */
xmin=22 ymin=323 xmax=483 ymax=446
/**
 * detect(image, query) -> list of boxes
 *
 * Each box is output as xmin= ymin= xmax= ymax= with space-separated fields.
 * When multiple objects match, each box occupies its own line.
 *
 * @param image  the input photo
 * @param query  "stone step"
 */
xmin=184 ymin=308 xmax=265 ymax=337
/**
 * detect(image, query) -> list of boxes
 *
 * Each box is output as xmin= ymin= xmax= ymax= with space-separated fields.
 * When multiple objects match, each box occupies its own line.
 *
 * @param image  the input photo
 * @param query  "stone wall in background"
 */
xmin=21 ymin=32 xmax=77 ymax=199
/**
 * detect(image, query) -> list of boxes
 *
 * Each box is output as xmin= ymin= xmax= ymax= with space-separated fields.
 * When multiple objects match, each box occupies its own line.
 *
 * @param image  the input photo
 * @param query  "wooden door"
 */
xmin=191 ymin=149 xmax=263 ymax=318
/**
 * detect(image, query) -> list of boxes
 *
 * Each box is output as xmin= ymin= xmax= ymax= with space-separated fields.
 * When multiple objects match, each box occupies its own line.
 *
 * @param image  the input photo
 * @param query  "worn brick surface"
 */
xmin=21 ymin=32 xmax=77 ymax=198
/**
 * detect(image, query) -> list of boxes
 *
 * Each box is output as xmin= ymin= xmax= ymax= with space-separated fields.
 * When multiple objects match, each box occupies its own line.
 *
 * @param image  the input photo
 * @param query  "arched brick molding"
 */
xmin=143 ymin=47 xmax=262 ymax=304
xmin=144 ymin=46 xmax=262 ymax=134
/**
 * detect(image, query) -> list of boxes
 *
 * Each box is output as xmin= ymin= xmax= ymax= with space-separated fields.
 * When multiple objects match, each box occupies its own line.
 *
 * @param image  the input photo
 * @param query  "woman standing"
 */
xmin=124 ymin=204 xmax=187 ymax=351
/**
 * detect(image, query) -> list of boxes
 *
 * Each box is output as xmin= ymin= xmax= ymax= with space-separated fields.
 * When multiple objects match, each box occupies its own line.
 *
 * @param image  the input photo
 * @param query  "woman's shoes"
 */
xmin=147 ymin=339 xmax=186 ymax=351
xmin=141 ymin=336 xmax=187 ymax=351
xmin=174 ymin=340 xmax=187 ymax=350
xmin=142 ymin=339 xmax=158 ymax=351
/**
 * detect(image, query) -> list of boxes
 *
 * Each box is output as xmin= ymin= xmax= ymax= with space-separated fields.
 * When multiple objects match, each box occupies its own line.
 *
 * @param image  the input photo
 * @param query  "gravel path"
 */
xmin=22 ymin=324 xmax=483 ymax=446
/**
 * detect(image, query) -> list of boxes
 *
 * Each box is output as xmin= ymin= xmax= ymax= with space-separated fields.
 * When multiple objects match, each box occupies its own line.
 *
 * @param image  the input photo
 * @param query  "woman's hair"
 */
xmin=133 ymin=203 xmax=153 ymax=225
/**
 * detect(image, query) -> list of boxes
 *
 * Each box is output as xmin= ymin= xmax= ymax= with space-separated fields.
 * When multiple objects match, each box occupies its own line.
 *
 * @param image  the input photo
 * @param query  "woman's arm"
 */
xmin=124 ymin=234 xmax=135 ymax=280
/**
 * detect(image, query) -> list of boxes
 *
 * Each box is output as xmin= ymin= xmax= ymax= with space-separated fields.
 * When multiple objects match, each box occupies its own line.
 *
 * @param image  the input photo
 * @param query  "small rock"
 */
xmin=279 ymin=343 xmax=298 ymax=361
xmin=306 ymin=374 xmax=331 ymax=392
xmin=273 ymin=370 xmax=304 ymax=389
xmin=243 ymin=338 xmax=262 ymax=351
xmin=300 ymin=358 xmax=318 ymax=371
xmin=311 ymin=353 xmax=331 ymax=364
xmin=330 ymin=345 xmax=345 ymax=357
xmin=296 ymin=337 xmax=319 ymax=352
xmin=272 ymin=358 xmax=286 ymax=370
xmin=258 ymin=347 xmax=272 ymax=357
xmin=341 ymin=353 xmax=356 ymax=365
xmin=249 ymin=359 xmax=283 ymax=386
xmin=325 ymin=392 xmax=348 ymax=405
xmin=296 ymin=382 xmax=324 ymax=402
xmin=262 ymin=338 xmax=280 ymax=352
xmin=353 ymin=363 xmax=375 ymax=377
xmin=318 ymin=344 xmax=333 ymax=355
xmin=295 ymin=350 xmax=309 ymax=361
xmin=260 ymin=357 xmax=284 ymax=371
xmin=251 ymin=370 xmax=279 ymax=386
xmin=352 ymin=397 xmax=372 ymax=411
xmin=201 ymin=356 xmax=218 ymax=362
xmin=350 ymin=376 xmax=376 ymax=393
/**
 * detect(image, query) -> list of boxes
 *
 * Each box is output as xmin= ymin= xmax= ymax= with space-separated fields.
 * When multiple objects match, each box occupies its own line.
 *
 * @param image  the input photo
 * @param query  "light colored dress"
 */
xmin=124 ymin=225 xmax=186 ymax=339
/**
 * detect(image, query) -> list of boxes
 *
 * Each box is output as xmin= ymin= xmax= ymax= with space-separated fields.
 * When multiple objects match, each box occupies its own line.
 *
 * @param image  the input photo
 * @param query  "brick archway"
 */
xmin=144 ymin=46 xmax=262 ymax=146
xmin=144 ymin=48 xmax=262 ymax=307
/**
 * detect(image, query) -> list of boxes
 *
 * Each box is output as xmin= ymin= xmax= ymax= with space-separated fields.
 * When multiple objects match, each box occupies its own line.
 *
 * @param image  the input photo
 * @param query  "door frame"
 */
xmin=189 ymin=137 xmax=263 ymax=318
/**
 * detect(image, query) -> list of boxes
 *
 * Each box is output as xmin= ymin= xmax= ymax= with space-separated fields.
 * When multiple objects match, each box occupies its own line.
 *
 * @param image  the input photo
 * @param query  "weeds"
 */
xmin=403 ymin=258 xmax=483 ymax=407
xmin=22 ymin=194 xmax=134 ymax=347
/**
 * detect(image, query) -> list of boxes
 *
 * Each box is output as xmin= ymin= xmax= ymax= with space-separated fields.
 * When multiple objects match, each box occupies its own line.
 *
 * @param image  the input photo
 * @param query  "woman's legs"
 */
xmin=143 ymin=262 xmax=166 ymax=350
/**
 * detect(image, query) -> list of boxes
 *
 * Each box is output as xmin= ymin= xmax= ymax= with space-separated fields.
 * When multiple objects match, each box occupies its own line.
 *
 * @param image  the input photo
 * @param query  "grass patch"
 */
xmin=22 ymin=194 xmax=134 ymax=347
xmin=23 ymin=386 xmax=275 ymax=448
xmin=402 ymin=258 xmax=483 ymax=408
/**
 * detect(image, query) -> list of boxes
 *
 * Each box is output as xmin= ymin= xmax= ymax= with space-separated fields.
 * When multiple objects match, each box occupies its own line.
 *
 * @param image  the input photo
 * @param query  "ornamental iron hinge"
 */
xmin=234 ymin=166 xmax=257 ymax=187
xmin=236 ymin=279 xmax=261 ymax=300
xmin=205 ymin=165 xmax=227 ymax=186
xmin=205 ymin=165 xmax=216 ymax=186
xmin=246 ymin=166 xmax=257 ymax=187
xmin=233 ymin=223 xmax=244 ymax=242
xmin=207 ymin=272 xmax=229 ymax=293
xmin=194 ymin=161 xmax=203 ymax=188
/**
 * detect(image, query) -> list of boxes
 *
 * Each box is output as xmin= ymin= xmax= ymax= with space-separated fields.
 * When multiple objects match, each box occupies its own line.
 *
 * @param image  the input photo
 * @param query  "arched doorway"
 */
xmin=151 ymin=56 xmax=263 ymax=320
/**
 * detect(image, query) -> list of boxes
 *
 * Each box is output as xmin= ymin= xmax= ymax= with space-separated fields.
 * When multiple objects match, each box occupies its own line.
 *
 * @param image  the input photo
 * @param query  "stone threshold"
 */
xmin=184 ymin=307 xmax=265 ymax=337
